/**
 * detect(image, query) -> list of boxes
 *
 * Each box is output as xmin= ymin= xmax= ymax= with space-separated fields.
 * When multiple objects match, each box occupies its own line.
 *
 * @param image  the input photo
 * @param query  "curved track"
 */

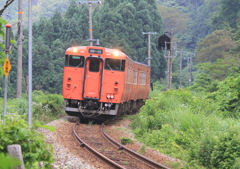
xmin=73 ymin=122 xmax=124 ymax=168
xmin=73 ymin=121 xmax=170 ymax=169
xmin=101 ymin=124 xmax=169 ymax=169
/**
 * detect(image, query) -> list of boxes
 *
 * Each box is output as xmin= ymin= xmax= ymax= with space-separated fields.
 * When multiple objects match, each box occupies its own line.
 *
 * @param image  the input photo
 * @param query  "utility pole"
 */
xmin=142 ymin=32 xmax=157 ymax=67
xmin=17 ymin=0 xmax=23 ymax=98
xmin=176 ymin=51 xmax=186 ymax=88
xmin=165 ymin=29 xmax=176 ymax=90
xmin=184 ymin=53 xmax=194 ymax=86
xmin=185 ymin=57 xmax=190 ymax=86
xmin=79 ymin=0 xmax=101 ymax=46
xmin=28 ymin=0 xmax=33 ymax=129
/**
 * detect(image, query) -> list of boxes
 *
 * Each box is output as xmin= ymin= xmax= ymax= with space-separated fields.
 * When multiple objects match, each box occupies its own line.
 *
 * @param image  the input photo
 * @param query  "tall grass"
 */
xmin=130 ymin=89 xmax=240 ymax=168
xmin=0 ymin=90 xmax=65 ymax=123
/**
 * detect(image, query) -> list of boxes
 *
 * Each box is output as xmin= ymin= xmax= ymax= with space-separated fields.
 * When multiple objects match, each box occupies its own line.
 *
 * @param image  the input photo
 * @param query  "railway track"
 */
xmin=73 ymin=121 xmax=170 ymax=169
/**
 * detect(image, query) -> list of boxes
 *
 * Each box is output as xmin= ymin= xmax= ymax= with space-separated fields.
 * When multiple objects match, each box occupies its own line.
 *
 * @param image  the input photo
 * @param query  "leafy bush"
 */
xmin=130 ymin=89 xmax=240 ymax=168
xmin=211 ymin=125 xmax=240 ymax=169
xmin=31 ymin=90 xmax=65 ymax=117
xmin=1 ymin=91 xmax=65 ymax=123
xmin=0 ymin=115 xmax=54 ymax=168
xmin=212 ymin=76 xmax=240 ymax=118
xmin=0 ymin=153 xmax=21 ymax=169
xmin=120 ymin=137 xmax=134 ymax=145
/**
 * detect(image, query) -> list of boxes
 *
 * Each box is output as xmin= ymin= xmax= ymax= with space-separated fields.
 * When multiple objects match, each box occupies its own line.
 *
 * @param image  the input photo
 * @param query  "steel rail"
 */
xmin=73 ymin=122 xmax=125 ymax=169
xmin=101 ymin=124 xmax=170 ymax=169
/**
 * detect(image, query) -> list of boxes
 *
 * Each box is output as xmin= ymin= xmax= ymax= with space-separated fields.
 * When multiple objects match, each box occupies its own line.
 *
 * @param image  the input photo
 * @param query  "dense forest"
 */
xmin=0 ymin=0 xmax=165 ymax=97
xmin=0 ymin=0 xmax=240 ymax=97
xmin=0 ymin=0 xmax=240 ymax=96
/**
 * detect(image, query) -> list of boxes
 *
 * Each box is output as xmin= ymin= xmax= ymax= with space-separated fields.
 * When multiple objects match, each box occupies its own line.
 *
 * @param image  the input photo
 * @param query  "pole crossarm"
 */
xmin=142 ymin=32 xmax=157 ymax=35
xmin=79 ymin=0 xmax=101 ymax=4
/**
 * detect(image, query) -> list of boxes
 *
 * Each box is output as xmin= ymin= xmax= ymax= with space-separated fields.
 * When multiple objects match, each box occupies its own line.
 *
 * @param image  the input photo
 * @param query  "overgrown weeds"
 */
xmin=130 ymin=89 xmax=240 ymax=168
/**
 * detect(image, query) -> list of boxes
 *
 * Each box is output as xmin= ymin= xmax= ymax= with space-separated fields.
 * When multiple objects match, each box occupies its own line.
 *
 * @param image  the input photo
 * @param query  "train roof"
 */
xmin=66 ymin=46 xmax=149 ymax=67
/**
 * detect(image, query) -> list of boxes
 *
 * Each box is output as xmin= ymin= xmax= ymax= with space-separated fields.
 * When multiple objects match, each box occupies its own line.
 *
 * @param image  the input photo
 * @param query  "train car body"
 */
xmin=62 ymin=46 xmax=150 ymax=121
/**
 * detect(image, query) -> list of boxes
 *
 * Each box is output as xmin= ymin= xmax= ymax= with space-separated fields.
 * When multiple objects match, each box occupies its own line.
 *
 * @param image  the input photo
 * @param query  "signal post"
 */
xmin=158 ymin=29 xmax=176 ymax=90
xmin=3 ymin=23 xmax=12 ymax=116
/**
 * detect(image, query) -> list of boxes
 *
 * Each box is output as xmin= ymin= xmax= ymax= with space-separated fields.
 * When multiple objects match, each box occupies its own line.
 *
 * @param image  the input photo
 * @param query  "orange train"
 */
xmin=62 ymin=46 xmax=151 ymax=121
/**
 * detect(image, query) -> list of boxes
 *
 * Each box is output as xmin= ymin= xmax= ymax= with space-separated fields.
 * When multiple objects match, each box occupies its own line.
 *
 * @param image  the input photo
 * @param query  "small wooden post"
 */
xmin=7 ymin=144 xmax=25 ymax=169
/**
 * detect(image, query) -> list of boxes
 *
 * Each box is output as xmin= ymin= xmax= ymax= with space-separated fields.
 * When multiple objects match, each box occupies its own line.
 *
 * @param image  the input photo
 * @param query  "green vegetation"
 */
xmin=0 ymin=115 xmax=54 ymax=168
xmin=0 ymin=17 xmax=7 ymax=76
xmin=130 ymin=88 xmax=240 ymax=168
xmin=0 ymin=91 xmax=65 ymax=169
xmin=120 ymin=137 xmax=134 ymax=145
xmin=0 ymin=153 xmax=21 ymax=169
xmin=0 ymin=90 xmax=65 ymax=123
xmin=138 ymin=145 xmax=146 ymax=155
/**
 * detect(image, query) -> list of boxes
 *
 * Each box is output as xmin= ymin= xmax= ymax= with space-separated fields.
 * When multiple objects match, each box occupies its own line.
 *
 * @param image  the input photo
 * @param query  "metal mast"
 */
xmin=79 ymin=0 xmax=101 ymax=46
xmin=142 ymin=32 xmax=157 ymax=66
xmin=28 ymin=0 xmax=33 ymax=129
xmin=184 ymin=53 xmax=194 ymax=86
xmin=17 ymin=0 xmax=23 ymax=98
xmin=176 ymin=51 xmax=186 ymax=88
xmin=165 ymin=29 xmax=175 ymax=90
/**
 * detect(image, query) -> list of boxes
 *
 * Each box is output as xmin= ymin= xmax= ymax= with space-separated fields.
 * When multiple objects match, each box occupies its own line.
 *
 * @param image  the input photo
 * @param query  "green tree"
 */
xmin=195 ymin=29 xmax=235 ymax=63
xmin=212 ymin=0 xmax=240 ymax=30
xmin=51 ymin=10 xmax=63 ymax=40
xmin=42 ymin=20 xmax=54 ymax=47
xmin=156 ymin=4 xmax=188 ymax=48
xmin=0 ymin=18 xmax=7 ymax=76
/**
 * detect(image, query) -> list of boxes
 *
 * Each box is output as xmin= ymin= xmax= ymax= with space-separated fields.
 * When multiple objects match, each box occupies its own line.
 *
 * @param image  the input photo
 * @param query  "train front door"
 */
xmin=83 ymin=57 xmax=103 ymax=100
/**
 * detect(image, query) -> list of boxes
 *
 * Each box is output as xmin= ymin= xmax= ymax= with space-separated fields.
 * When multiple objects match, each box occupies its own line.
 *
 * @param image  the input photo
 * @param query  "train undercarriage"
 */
xmin=64 ymin=99 xmax=145 ymax=121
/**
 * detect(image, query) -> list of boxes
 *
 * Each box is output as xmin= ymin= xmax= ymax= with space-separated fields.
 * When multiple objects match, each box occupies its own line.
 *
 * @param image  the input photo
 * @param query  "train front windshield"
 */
xmin=105 ymin=59 xmax=125 ymax=71
xmin=65 ymin=55 xmax=85 ymax=67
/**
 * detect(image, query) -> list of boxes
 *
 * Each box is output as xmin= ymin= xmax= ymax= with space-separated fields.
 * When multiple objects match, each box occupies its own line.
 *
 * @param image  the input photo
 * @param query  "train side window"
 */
xmin=65 ymin=55 xmax=85 ymax=67
xmin=121 ymin=60 xmax=125 ymax=71
xmin=105 ymin=59 xmax=125 ymax=71
xmin=89 ymin=59 xmax=100 ymax=72
xmin=133 ymin=70 xmax=138 ymax=84
xmin=127 ymin=68 xmax=131 ymax=84
xmin=140 ymin=72 xmax=146 ymax=85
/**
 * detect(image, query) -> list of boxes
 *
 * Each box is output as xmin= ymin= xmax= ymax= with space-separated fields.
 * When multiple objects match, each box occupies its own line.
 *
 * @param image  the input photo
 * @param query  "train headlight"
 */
xmin=114 ymin=50 xmax=119 ymax=57
xmin=111 ymin=95 xmax=114 ymax=99
xmin=73 ymin=47 xmax=78 ymax=53
xmin=107 ymin=95 xmax=111 ymax=99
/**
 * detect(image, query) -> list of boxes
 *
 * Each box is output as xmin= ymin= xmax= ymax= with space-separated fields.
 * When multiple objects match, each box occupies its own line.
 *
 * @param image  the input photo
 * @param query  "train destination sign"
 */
xmin=2 ymin=57 xmax=11 ymax=77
